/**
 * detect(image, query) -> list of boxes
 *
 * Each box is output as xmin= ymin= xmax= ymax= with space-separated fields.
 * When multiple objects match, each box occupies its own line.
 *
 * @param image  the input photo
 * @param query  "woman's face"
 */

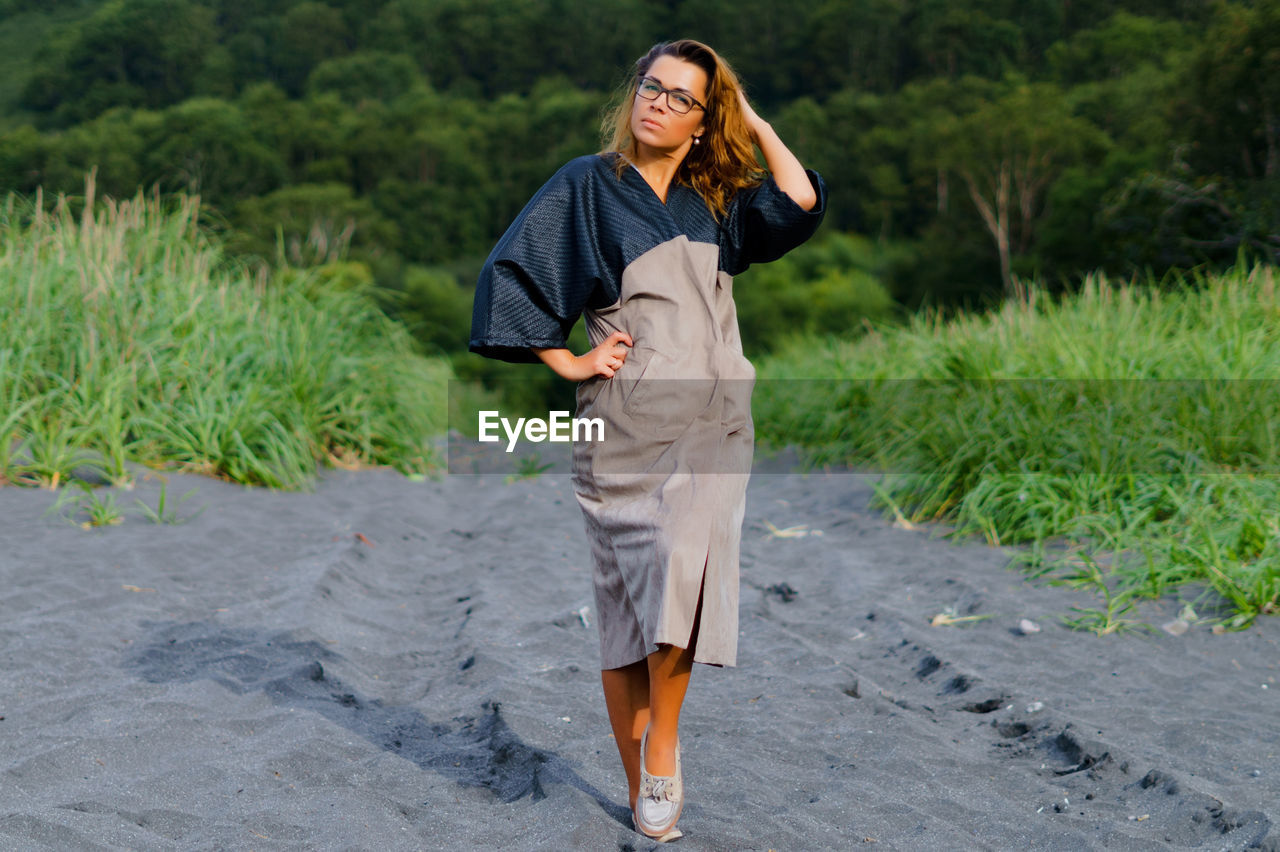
xmin=630 ymin=55 xmax=708 ymax=155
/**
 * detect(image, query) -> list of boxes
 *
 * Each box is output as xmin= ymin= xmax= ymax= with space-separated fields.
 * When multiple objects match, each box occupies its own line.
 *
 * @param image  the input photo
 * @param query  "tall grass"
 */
xmin=0 ymin=176 xmax=449 ymax=490
xmin=754 ymin=265 xmax=1280 ymax=632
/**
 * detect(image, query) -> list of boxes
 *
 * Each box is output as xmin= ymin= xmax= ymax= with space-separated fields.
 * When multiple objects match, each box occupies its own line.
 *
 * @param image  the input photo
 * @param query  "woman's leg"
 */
xmin=601 ymin=661 xmax=649 ymax=808
xmin=603 ymin=576 xmax=706 ymax=808
xmin=642 ymin=582 xmax=705 ymax=778
xmin=642 ymin=643 xmax=692 ymax=777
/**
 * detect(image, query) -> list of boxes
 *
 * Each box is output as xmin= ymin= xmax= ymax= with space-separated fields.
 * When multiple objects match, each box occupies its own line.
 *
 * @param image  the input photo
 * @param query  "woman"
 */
xmin=470 ymin=39 xmax=826 ymax=841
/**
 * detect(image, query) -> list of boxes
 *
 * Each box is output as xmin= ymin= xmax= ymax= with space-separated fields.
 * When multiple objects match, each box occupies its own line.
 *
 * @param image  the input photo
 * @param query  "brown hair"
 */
xmin=600 ymin=39 xmax=762 ymax=219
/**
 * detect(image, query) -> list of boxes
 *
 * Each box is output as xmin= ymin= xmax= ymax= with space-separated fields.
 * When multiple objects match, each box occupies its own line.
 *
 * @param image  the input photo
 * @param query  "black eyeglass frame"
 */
xmin=634 ymin=75 xmax=707 ymax=115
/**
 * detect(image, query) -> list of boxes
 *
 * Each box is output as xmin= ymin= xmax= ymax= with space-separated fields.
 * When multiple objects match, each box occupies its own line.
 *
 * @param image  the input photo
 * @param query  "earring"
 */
xmin=692 ymin=136 xmax=702 ymax=145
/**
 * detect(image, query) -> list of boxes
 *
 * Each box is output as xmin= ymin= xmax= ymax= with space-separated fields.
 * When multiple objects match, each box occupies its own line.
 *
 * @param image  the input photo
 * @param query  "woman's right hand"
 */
xmin=533 ymin=330 xmax=633 ymax=381
xmin=580 ymin=330 xmax=634 ymax=379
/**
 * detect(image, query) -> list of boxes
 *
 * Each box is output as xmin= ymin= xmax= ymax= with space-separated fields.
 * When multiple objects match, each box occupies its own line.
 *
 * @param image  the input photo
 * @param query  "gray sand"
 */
xmin=1 ymin=454 xmax=1276 ymax=850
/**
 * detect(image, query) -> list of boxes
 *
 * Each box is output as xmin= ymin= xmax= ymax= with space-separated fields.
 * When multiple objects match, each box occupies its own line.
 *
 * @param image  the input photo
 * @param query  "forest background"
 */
xmin=1 ymin=0 xmax=1278 ymax=413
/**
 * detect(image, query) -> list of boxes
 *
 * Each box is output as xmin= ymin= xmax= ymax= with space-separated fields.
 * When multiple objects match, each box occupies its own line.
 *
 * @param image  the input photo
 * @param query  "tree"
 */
xmin=0 ymin=125 xmax=48 ymax=195
xmin=905 ymin=0 xmax=1023 ymax=80
xmin=394 ymin=265 xmax=475 ymax=356
xmin=1094 ymin=0 xmax=1280 ymax=269
xmin=364 ymin=0 xmax=653 ymax=98
xmin=785 ymin=0 xmax=904 ymax=95
xmin=18 ymin=0 xmax=217 ymax=126
xmin=238 ymin=83 xmax=352 ymax=184
xmin=231 ymin=182 xmax=399 ymax=267
xmin=42 ymin=107 xmax=155 ymax=200
xmin=1180 ymin=0 xmax=1280 ymax=183
xmin=935 ymin=82 xmax=1109 ymax=300
xmin=306 ymin=51 xmax=423 ymax=104
xmin=145 ymin=97 xmax=286 ymax=206
xmin=272 ymin=2 xmax=353 ymax=96
xmin=1046 ymin=11 xmax=1190 ymax=86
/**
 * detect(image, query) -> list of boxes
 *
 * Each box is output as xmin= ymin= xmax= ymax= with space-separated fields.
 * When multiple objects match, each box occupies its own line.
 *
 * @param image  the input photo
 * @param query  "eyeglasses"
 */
xmin=635 ymin=76 xmax=706 ymax=115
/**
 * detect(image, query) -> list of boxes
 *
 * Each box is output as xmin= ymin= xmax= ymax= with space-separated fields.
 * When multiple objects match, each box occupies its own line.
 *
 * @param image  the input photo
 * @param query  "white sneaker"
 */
xmin=634 ymin=725 xmax=684 ymax=840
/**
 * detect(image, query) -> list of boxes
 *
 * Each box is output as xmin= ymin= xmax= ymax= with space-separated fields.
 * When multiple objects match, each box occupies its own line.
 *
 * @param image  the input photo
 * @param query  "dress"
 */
xmin=470 ymin=153 xmax=827 ymax=668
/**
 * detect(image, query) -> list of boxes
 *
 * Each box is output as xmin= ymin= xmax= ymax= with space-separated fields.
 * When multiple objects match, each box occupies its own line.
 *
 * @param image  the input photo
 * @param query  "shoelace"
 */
xmin=640 ymin=774 xmax=680 ymax=802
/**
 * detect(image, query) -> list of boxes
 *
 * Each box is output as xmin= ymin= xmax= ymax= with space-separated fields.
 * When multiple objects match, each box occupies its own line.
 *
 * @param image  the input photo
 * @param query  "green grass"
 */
xmin=46 ymin=480 xmax=125 ymax=529
xmin=1 ymin=174 xmax=450 ymax=490
xmin=754 ymin=265 xmax=1280 ymax=633
xmin=133 ymin=476 xmax=203 ymax=525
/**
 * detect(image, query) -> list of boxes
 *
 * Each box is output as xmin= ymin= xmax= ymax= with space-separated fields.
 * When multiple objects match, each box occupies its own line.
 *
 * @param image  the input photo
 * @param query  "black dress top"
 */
xmin=469 ymin=152 xmax=828 ymax=363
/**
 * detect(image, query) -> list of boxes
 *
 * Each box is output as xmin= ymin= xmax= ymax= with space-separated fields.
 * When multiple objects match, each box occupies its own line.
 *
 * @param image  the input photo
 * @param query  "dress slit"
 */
xmin=684 ymin=548 xmax=711 ymax=656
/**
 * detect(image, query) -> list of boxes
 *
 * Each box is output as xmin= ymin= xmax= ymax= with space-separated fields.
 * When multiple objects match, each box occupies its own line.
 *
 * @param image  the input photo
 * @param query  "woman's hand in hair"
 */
xmin=737 ymin=89 xmax=765 ymax=144
xmin=533 ymin=330 xmax=634 ymax=381
xmin=738 ymin=89 xmax=818 ymax=211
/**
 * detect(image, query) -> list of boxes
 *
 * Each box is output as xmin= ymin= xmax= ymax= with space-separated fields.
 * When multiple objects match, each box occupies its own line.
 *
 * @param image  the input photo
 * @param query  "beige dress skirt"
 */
xmin=571 ymin=235 xmax=755 ymax=669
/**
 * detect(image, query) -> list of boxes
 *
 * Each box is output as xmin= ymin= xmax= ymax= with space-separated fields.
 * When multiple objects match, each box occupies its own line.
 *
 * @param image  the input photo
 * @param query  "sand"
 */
xmin=1 ymin=447 xmax=1277 ymax=851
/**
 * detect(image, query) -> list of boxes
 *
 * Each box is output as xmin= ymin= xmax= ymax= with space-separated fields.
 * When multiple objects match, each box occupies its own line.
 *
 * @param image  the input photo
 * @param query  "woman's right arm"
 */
xmin=533 ymin=330 xmax=633 ymax=381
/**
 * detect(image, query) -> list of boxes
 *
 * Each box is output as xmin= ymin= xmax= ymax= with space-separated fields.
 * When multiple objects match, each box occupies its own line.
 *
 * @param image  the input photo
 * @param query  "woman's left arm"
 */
xmin=739 ymin=91 xmax=819 ymax=211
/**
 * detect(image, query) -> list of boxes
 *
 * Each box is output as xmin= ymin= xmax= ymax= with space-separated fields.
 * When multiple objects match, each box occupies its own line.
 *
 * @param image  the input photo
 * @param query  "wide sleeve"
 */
xmin=720 ymin=169 xmax=828 ymax=277
xmin=469 ymin=159 xmax=604 ymax=364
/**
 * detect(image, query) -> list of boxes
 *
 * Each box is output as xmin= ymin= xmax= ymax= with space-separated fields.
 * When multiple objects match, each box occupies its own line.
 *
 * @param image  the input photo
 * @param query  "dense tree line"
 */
xmin=1 ymin=0 xmax=1276 ymax=353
